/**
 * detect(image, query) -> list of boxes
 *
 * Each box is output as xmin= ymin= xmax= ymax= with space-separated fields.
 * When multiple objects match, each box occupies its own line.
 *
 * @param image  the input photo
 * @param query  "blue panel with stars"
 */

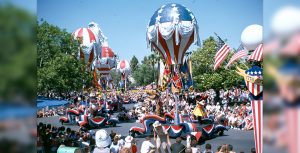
xmin=148 ymin=3 xmax=195 ymax=26
xmin=245 ymin=66 xmax=263 ymax=76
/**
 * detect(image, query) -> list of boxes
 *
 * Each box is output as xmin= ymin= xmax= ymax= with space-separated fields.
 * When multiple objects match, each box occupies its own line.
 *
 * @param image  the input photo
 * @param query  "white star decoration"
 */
xmin=258 ymin=71 xmax=262 ymax=75
xmin=156 ymin=15 xmax=161 ymax=22
xmin=171 ymin=4 xmax=176 ymax=7
xmin=250 ymin=71 xmax=253 ymax=75
xmin=254 ymin=71 xmax=257 ymax=74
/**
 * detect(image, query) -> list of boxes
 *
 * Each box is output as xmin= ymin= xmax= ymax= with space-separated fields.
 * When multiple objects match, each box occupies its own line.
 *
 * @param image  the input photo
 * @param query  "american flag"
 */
xmin=248 ymin=44 xmax=263 ymax=61
xmin=282 ymin=32 xmax=300 ymax=56
xmin=226 ymin=44 xmax=248 ymax=68
xmin=214 ymin=35 xmax=230 ymax=70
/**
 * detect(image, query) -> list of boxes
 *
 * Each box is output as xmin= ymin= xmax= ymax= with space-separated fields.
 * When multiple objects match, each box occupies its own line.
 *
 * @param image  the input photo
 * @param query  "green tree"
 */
xmin=191 ymin=36 xmax=244 ymax=91
xmin=148 ymin=53 xmax=160 ymax=83
xmin=0 ymin=4 xmax=36 ymax=104
xmin=130 ymin=55 xmax=139 ymax=72
xmin=131 ymin=54 xmax=158 ymax=86
xmin=37 ymin=21 xmax=93 ymax=96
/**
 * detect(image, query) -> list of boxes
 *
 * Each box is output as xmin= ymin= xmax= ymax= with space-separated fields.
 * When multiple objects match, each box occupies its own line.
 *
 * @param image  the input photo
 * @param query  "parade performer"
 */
xmin=193 ymin=99 xmax=206 ymax=124
xmin=153 ymin=121 xmax=171 ymax=153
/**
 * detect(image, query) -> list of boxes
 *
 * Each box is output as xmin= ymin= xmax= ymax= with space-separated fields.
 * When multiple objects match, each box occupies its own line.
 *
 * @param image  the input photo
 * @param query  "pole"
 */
xmin=125 ymin=75 xmax=127 ymax=92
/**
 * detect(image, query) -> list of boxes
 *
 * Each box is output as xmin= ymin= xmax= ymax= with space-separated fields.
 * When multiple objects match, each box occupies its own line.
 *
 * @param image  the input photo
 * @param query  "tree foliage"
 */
xmin=37 ymin=21 xmax=93 ymax=96
xmin=0 ymin=4 xmax=36 ymax=103
xmin=131 ymin=53 xmax=159 ymax=86
xmin=130 ymin=55 xmax=139 ymax=72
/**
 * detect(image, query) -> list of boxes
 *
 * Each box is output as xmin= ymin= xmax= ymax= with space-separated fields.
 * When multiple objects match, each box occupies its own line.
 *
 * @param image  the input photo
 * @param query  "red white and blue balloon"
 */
xmin=88 ymin=22 xmax=107 ymax=58
xmin=73 ymin=28 xmax=97 ymax=64
xmin=147 ymin=3 xmax=200 ymax=65
xmin=100 ymin=41 xmax=116 ymax=69
xmin=117 ymin=59 xmax=130 ymax=80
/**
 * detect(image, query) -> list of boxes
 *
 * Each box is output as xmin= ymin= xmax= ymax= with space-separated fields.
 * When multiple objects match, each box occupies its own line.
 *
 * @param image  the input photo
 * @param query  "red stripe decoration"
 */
xmin=248 ymin=44 xmax=263 ymax=61
xmin=246 ymin=81 xmax=263 ymax=96
xmin=191 ymin=132 xmax=202 ymax=141
xmin=101 ymin=47 xmax=115 ymax=58
xmin=286 ymin=108 xmax=300 ymax=153
xmin=181 ymin=31 xmax=195 ymax=64
xmin=214 ymin=44 xmax=230 ymax=70
xmin=282 ymin=32 xmax=300 ymax=55
xmin=226 ymin=50 xmax=248 ymax=67
xmin=251 ymin=100 xmax=263 ymax=153
xmin=158 ymin=29 xmax=172 ymax=65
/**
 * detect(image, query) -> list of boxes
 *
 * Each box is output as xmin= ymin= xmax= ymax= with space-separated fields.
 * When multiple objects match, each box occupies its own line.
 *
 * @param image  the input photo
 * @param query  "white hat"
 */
xmin=153 ymin=121 xmax=162 ymax=128
xmin=125 ymin=135 xmax=133 ymax=143
xmin=78 ymin=97 xmax=81 ymax=101
xmin=95 ymin=130 xmax=111 ymax=148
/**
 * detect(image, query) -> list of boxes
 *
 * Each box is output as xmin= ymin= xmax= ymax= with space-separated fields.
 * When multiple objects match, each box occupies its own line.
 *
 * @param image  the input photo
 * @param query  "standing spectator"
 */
xmin=153 ymin=121 xmax=171 ymax=153
xmin=170 ymin=137 xmax=186 ymax=153
xmin=141 ymin=137 xmax=156 ymax=153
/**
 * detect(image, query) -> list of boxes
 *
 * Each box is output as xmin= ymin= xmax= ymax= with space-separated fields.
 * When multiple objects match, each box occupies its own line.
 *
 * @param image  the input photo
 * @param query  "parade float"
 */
xmin=129 ymin=112 xmax=228 ymax=141
xmin=117 ymin=59 xmax=131 ymax=91
xmin=129 ymin=3 xmax=228 ymax=142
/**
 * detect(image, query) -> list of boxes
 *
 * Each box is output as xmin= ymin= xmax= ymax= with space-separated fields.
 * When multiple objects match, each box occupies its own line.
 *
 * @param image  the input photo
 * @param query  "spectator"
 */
xmin=215 ymin=146 xmax=222 ymax=153
xmin=141 ymin=136 xmax=156 ymax=153
xmin=153 ymin=121 xmax=171 ymax=153
xmin=228 ymin=144 xmax=235 ymax=153
xmin=110 ymin=136 xmax=121 ymax=153
xmin=170 ymin=137 xmax=186 ymax=153
xmin=93 ymin=129 xmax=111 ymax=153
xmin=203 ymin=143 xmax=213 ymax=153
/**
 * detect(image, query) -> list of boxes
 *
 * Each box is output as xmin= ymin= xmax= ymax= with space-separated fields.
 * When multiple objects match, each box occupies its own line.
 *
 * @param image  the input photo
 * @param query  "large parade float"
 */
xmin=128 ymin=3 xmax=229 ymax=142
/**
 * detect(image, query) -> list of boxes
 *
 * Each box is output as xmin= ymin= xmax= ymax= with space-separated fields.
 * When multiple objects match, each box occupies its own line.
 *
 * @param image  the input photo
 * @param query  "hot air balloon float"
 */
xmin=92 ymin=41 xmax=117 ymax=90
xmin=117 ymin=59 xmax=130 ymax=91
xmin=129 ymin=3 xmax=228 ymax=142
xmin=73 ymin=27 xmax=97 ymax=66
xmin=237 ymin=24 xmax=263 ymax=153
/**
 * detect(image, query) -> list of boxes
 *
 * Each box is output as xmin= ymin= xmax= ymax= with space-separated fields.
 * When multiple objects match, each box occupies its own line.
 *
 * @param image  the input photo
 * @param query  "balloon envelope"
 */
xmin=73 ymin=28 xmax=97 ymax=64
xmin=147 ymin=3 xmax=200 ymax=65
xmin=88 ymin=22 xmax=107 ymax=56
xmin=117 ymin=59 xmax=130 ymax=74
xmin=241 ymin=24 xmax=263 ymax=50
xmin=271 ymin=6 xmax=300 ymax=38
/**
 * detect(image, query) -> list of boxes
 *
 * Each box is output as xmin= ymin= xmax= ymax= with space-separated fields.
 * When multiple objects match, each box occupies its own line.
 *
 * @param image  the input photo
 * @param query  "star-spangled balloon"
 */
xmin=147 ymin=3 xmax=200 ymax=65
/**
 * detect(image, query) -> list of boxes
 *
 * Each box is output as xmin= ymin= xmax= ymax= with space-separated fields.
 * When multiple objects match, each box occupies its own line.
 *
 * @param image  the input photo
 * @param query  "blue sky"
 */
xmin=37 ymin=0 xmax=262 ymax=62
xmin=36 ymin=0 xmax=264 ymax=63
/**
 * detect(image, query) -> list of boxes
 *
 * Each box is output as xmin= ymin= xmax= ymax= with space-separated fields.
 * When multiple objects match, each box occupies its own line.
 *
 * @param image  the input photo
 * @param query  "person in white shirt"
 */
xmin=110 ymin=136 xmax=121 ymax=153
xmin=141 ymin=136 xmax=156 ymax=153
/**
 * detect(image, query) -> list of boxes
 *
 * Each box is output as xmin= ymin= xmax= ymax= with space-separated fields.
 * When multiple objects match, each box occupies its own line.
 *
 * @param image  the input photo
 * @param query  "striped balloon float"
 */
xmin=147 ymin=3 xmax=200 ymax=65
xmin=73 ymin=28 xmax=97 ymax=65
